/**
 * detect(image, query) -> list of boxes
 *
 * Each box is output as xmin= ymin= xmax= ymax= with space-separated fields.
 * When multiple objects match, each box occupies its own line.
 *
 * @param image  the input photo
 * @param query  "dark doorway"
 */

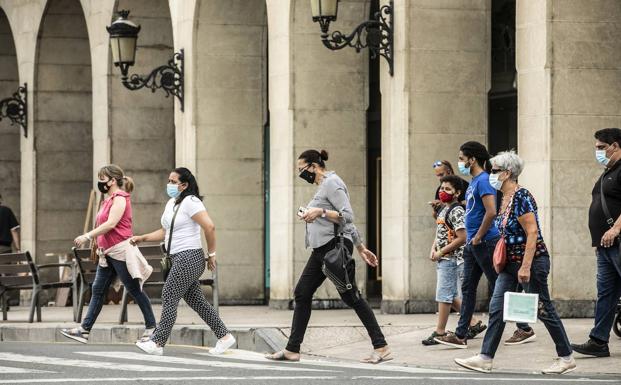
xmin=366 ymin=0 xmax=382 ymax=304
xmin=489 ymin=0 xmax=517 ymax=155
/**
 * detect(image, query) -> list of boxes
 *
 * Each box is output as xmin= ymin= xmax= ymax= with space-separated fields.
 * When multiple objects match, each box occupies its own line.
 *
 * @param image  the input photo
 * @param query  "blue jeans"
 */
xmin=481 ymin=256 xmax=572 ymax=358
xmin=82 ymin=256 xmax=156 ymax=331
xmin=455 ymin=237 xmax=529 ymax=339
xmin=590 ymin=246 xmax=621 ymax=343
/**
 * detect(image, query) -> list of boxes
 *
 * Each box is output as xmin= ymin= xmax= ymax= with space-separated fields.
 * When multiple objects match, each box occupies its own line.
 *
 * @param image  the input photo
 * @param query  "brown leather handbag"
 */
xmin=493 ymin=192 xmax=515 ymax=273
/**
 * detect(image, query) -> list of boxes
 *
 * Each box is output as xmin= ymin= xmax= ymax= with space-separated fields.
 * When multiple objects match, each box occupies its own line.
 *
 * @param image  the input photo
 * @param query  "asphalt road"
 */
xmin=0 ymin=342 xmax=619 ymax=385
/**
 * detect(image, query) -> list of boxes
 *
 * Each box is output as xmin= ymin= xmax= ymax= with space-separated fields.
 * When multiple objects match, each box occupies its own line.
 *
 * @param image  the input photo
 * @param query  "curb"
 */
xmin=0 ymin=324 xmax=287 ymax=353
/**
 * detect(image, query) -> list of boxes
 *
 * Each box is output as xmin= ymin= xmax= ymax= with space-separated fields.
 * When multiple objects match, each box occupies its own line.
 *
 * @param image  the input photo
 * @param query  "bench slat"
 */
xmin=0 ymin=276 xmax=34 ymax=286
xmin=0 ymin=264 xmax=31 ymax=274
xmin=0 ymin=253 xmax=28 ymax=263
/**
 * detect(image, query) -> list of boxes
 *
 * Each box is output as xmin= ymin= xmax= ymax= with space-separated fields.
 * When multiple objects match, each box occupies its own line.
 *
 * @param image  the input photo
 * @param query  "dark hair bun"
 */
xmin=320 ymin=150 xmax=329 ymax=161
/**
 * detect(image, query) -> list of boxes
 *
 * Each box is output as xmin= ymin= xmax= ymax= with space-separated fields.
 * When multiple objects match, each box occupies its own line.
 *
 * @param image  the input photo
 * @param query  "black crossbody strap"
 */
xmin=166 ymin=197 xmax=185 ymax=257
xmin=600 ymin=174 xmax=616 ymax=228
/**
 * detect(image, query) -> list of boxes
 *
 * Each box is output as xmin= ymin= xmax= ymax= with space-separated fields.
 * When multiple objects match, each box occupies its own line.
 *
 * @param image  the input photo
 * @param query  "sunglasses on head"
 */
xmin=433 ymin=161 xmax=444 ymax=168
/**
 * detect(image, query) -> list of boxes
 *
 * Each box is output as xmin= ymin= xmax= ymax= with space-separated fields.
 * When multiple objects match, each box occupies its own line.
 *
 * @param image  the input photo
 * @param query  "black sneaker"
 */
xmin=571 ymin=339 xmax=610 ymax=357
xmin=422 ymin=331 xmax=446 ymax=346
xmin=60 ymin=327 xmax=89 ymax=344
xmin=467 ymin=321 xmax=487 ymax=340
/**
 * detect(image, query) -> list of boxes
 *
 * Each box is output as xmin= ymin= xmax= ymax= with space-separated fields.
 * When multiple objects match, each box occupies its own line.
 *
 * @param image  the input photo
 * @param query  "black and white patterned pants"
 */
xmin=151 ymin=248 xmax=229 ymax=346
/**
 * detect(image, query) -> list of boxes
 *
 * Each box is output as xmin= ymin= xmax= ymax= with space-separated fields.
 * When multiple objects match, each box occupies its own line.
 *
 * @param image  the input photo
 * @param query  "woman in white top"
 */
xmin=132 ymin=167 xmax=235 ymax=356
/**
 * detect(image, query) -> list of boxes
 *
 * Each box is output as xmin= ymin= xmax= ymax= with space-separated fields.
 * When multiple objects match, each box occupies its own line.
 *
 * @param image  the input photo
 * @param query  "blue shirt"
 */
xmin=464 ymin=172 xmax=500 ymax=241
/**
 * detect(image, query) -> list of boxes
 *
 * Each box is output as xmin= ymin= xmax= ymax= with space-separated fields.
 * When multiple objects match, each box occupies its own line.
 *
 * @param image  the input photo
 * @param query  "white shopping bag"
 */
xmin=503 ymin=291 xmax=538 ymax=324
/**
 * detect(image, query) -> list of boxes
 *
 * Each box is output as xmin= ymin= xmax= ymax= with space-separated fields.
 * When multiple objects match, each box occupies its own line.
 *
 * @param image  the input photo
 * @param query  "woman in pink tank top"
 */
xmin=60 ymin=165 xmax=156 ymax=344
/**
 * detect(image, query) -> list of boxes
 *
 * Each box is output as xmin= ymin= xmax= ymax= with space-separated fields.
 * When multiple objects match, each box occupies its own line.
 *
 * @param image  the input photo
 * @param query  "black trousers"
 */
xmin=285 ymin=238 xmax=387 ymax=353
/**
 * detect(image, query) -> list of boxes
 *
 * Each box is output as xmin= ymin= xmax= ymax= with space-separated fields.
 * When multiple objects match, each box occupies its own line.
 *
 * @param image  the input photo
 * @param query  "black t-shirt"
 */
xmin=0 ymin=205 xmax=19 ymax=247
xmin=435 ymin=177 xmax=469 ymax=203
xmin=589 ymin=161 xmax=621 ymax=247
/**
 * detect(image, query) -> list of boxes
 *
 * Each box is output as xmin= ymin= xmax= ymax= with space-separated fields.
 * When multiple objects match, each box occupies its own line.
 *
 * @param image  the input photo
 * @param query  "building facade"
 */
xmin=0 ymin=0 xmax=619 ymax=315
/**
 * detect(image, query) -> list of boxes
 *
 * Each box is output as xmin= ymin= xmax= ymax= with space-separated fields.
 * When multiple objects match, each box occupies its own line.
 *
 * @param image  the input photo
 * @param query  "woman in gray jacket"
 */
xmin=266 ymin=149 xmax=391 ymax=364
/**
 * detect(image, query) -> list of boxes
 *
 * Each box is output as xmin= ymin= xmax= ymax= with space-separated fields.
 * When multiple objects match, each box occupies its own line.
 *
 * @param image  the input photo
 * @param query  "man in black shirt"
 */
xmin=0 ymin=194 xmax=20 ymax=254
xmin=572 ymin=128 xmax=621 ymax=358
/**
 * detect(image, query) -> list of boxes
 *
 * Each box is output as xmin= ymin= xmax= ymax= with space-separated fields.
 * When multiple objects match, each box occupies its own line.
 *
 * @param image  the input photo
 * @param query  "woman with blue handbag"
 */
xmin=265 ymin=149 xmax=391 ymax=364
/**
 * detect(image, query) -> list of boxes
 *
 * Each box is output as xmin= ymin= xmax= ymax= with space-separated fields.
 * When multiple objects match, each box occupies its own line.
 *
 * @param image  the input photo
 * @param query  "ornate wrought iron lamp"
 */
xmin=106 ymin=10 xmax=184 ymax=111
xmin=311 ymin=0 xmax=394 ymax=75
xmin=0 ymin=83 xmax=27 ymax=137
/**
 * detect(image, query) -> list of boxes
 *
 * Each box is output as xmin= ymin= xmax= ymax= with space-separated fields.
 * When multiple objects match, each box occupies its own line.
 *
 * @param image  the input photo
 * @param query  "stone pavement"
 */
xmin=0 ymin=305 xmax=619 ymax=376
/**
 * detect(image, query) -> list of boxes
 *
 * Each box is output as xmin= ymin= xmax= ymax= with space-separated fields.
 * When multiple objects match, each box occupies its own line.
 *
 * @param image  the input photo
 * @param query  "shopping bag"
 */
xmin=503 ymin=291 xmax=538 ymax=324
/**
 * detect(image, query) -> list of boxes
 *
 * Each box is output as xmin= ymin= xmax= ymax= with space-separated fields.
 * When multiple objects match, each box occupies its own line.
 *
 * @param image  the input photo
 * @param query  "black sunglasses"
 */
xmin=490 ymin=169 xmax=505 ymax=174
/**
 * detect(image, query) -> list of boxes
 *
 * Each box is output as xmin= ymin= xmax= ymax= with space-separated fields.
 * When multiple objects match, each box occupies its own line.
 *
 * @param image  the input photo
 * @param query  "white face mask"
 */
xmin=489 ymin=173 xmax=504 ymax=190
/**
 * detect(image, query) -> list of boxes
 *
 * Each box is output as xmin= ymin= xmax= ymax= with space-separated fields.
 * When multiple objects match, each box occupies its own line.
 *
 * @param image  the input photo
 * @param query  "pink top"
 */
xmin=95 ymin=190 xmax=133 ymax=250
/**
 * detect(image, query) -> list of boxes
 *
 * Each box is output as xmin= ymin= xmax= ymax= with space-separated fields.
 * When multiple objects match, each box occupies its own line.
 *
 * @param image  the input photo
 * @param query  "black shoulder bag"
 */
xmin=322 ymin=222 xmax=354 ymax=293
xmin=161 ymin=197 xmax=184 ymax=281
xmin=599 ymin=173 xmax=621 ymax=259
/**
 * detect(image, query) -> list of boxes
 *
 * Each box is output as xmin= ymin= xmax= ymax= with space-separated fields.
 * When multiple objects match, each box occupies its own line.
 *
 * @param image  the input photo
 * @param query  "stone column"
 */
xmin=268 ymin=0 xmax=370 ymax=308
xmin=381 ymin=0 xmax=491 ymax=313
xmin=517 ymin=0 xmax=621 ymax=316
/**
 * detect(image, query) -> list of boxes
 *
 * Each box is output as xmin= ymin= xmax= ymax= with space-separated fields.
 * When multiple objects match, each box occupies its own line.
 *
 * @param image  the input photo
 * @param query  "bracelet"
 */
xmin=207 ymin=251 xmax=216 ymax=257
xmin=85 ymin=233 xmax=92 ymax=241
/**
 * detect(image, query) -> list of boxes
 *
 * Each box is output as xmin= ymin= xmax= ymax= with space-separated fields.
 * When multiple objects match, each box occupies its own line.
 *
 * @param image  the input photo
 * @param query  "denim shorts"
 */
xmin=436 ymin=258 xmax=464 ymax=303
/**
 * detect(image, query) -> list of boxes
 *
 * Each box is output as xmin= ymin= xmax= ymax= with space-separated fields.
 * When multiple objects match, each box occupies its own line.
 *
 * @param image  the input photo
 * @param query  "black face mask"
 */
xmin=299 ymin=169 xmax=316 ymax=184
xmin=97 ymin=180 xmax=111 ymax=194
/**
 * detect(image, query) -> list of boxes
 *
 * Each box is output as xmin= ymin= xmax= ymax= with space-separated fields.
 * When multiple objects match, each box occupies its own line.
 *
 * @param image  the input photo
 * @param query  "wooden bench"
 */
xmin=118 ymin=244 xmax=219 ymax=324
xmin=0 ymin=251 xmax=75 ymax=323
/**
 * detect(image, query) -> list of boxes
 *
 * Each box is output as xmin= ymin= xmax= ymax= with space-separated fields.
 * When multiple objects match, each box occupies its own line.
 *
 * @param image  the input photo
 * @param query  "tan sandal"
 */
xmin=264 ymin=350 xmax=300 ymax=362
xmin=361 ymin=348 xmax=393 ymax=364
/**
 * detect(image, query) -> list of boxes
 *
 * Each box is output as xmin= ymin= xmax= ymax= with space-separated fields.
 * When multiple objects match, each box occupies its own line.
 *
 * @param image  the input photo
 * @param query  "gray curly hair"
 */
xmin=490 ymin=150 xmax=524 ymax=180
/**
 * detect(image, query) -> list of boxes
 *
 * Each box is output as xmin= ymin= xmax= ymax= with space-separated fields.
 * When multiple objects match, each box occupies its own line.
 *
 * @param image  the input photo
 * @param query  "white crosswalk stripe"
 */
xmin=0 ymin=365 xmax=54 ymax=374
xmin=195 ymin=350 xmax=454 ymax=374
xmin=0 ymin=352 xmax=200 ymax=372
xmin=77 ymin=351 xmax=336 ymax=372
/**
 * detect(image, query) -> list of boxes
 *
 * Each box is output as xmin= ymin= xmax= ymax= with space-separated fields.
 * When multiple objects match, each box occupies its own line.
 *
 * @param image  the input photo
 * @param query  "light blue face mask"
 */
xmin=489 ymin=173 xmax=504 ymax=190
xmin=458 ymin=161 xmax=470 ymax=176
xmin=166 ymin=183 xmax=180 ymax=198
xmin=596 ymin=150 xmax=610 ymax=166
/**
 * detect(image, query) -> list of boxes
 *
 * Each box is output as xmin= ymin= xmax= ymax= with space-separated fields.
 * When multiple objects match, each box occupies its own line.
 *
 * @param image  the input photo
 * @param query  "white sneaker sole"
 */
xmin=505 ymin=334 xmax=536 ymax=346
xmin=60 ymin=330 xmax=88 ymax=344
xmin=434 ymin=338 xmax=468 ymax=349
xmin=455 ymin=359 xmax=492 ymax=374
xmin=135 ymin=341 xmax=163 ymax=356
xmin=542 ymin=366 xmax=577 ymax=375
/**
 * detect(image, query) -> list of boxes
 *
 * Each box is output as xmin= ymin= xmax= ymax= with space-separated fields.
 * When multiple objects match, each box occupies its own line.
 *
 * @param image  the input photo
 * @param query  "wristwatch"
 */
xmin=207 ymin=251 xmax=216 ymax=258
xmin=321 ymin=208 xmax=327 ymax=218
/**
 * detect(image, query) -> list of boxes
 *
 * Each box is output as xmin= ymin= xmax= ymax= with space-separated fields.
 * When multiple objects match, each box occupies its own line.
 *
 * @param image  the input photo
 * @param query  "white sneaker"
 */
xmin=208 ymin=334 xmax=236 ymax=355
xmin=455 ymin=355 xmax=493 ymax=373
xmin=542 ymin=357 xmax=577 ymax=375
xmin=136 ymin=339 xmax=163 ymax=356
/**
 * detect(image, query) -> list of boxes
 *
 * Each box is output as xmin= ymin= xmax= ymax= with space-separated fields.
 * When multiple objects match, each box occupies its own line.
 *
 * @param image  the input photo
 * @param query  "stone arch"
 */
xmin=109 ymin=0 xmax=175 ymax=234
xmin=193 ymin=0 xmax=268 ymax=302
xmin=0 ymin=7 xmax=20 ymax=221
xmin=34 ymin=0 xmax=92 ymax=264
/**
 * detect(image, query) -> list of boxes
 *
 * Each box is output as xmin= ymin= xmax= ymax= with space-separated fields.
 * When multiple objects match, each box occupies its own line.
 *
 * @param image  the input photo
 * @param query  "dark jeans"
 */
xmin=590 ymin=246 xmax=621 ymax=343
xmin=286 ymin=238 xmax=387 ymax=353
xmin=455 ymin=237 xmax=529 ymax=339
xmin=82 ymin=256 xmax=156 ymax=331
xmin=481 ymin=256 xmax=572 ymax=358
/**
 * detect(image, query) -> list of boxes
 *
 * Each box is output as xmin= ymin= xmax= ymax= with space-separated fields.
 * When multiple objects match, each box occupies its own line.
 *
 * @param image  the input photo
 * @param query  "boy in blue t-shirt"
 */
xmin=435 ymin=141 xmax=533 ymax=349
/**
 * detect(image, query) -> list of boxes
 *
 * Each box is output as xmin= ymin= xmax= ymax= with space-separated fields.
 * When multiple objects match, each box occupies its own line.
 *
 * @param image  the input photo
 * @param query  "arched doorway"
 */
xmin=34 ymin=0 xmax=93 ymax=273
xmin=193 ymin=0 xmax=268 ymax=303
xmin=0 ymin=8 xmax=20 ymax=221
